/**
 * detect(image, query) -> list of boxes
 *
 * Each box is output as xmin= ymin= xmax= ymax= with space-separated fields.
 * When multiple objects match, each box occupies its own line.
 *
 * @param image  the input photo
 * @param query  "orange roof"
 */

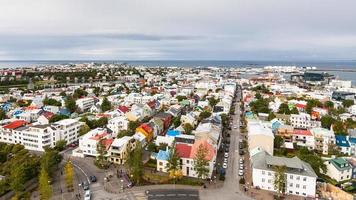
xmin=89 ymin=132 xmax=108 ymax=140
xmin=190 ymin=139 xmax=215 ymax=161
xmin=3 ymin=120 xmax=27 ymax=130
xmin=102 ymin=138 xmax=114 ymax=150
xmin=293 ymin=129 xmax=312 ymax=136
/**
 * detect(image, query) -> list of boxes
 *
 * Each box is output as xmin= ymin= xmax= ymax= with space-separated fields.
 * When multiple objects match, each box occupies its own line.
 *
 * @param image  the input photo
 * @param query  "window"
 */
xmin=262 ymin=178 xmax=265 ymax=182
xmin=303 ymin=177 xmax=307 ymax=181
xmin=296 ymin=184 xmax=300 ymax=188
xmin=303 ymin=185 xmax=306 ymax=189
xmin=289 ymin=183 xmax=293 ymax=187
xmin=290 ymin=175 xmax=293 ymax=179
xmin=268 ymin=179 xmax=271 ymax=183
xmin=262 ymin=171 xmax=265 ymax=175
xmin=302 ymin=193 xmax=306 ymax=196
xmin=268 ymin=172 xmax=271 ymax=176
xmin=296 ymin=176 xmax=300 ymax=180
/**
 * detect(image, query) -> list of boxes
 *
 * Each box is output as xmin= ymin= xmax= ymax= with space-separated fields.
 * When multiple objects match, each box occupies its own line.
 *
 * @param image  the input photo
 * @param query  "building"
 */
xmin=156 ymin=149 xmax=170 ymax=172
xmin=107 ymin=116 xmax=129 ymax=136
xmin=251 ymin=150 xmax=317 ymax=198
xmin=325 ymin=158 xmax=352 ymax=182
xmin=290 ymin=113 xmax=313 ymax=129
xmin=78 ymin=128 xmax=112 ymax=157
xmin=332 ymin=91 xmax=354 ymax=101
xmin=311 ymin=127 xmax=335 ymax=155
xmin=51 ymin=119 xmax=82 ymax=145
xmin=292 ymin=129 xmax=315 ymax=150
xmin=76 ymin=97 xmax=95 ymax=112
xmin=108 ymin=136 xmax=136 ymax=165
xmin=247 ymin=120 xmax=274 ymax=155
xmin=176 ymin=139 xmax=216 ymax=179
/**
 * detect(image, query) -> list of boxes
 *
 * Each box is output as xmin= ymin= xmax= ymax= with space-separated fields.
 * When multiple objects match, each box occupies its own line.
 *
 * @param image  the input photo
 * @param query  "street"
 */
xmin=147 ymin=189 xmax=199 ymax=200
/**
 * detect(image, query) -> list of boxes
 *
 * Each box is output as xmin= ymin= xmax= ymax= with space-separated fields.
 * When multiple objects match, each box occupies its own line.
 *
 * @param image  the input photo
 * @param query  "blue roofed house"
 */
xmin=156 ymin=149 xmax=170 ymax=173
xmin=166 ymin=129 xmax=181 ymax=137
xmin=271 ymin=118 xmax=283 ymax=133
xmin=335 ymin=135 xmax=356 ymax=156
xmin=335 ymin=135 xmax=351 ymax=155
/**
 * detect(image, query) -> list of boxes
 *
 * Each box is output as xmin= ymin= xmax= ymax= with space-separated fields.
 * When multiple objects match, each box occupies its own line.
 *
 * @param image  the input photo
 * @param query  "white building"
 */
xmin=325 ymin=158 xmax=352 ymax=182
xmin=76 ymin=97 xmax=95 ymax=112
xmin=51 ymin=119 xmax=82 ymax=145
xmin=311 ymin=127 xmax=335 ymax=155
xmin=251 ymin=150 xmax=317 ymax=198
xmin=290 ymin=113 xmax=319 ymax=129
xmin=107 ymin=116 xmax=129 ymax=136
xmin=78 ymin=128 xmax=112 ymax=157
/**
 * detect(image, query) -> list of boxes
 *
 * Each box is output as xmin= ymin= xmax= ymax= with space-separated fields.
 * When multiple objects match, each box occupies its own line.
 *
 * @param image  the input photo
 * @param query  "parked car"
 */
xmin=224 ymin=158 xmax=228 ymax=163
xmin=239 ymin=158 xmax=244 ymax=164
xmin=84 ymin=190 xmax=91 ymax=200
xmin=223 ymin=163 xmax=228 ymax=169
xmin=83 ymin=182 xmax=89 ymax=190
xmin=238 ymin=170 xmax=244 ymax=176
xmin=233 ymin=126 xmax=237 ymax=129
xmin=90 ymin=176 xmax=97 ymax=183
xmin=224 ymin=152 xmax=229 ymax=158
xmin=239 ymin=164 xmax=244 ymax=170
xmin=239 ymin=150 xmax=244 ymax=156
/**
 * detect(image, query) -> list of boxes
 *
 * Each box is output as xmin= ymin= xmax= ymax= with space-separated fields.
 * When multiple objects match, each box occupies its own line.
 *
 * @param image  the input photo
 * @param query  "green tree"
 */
xmin=0 ymin=109 xmax=7 ymax=120
xmin=255 ymin=92 xmax=262 ymax=99
xmin=43 ymin=98 xmax=61 ymax=106
xmin=65 ymin=97 xmax=77 ymax=113
xmin=93 ymin=87 xmax=100 ymax=97
xmin=64 ymin=161 xmax=74 ymax=191
xmin=95 ymin=139 xmax=108 ymax=169
xmin=342 ymin=99 xmax=354 ymax=108
xmin=39 ymin=168 xmax=52 ymax=200
xmin=49 ymin=114 xmax=69 ymax=123
xmin=324 ymin=101 xmax=334 ymax=109
xmin=183 ymin=123 xmax=194 ymax=135
xmin=9 ymin=165 xmax=25 ymax=195
xmin=127 ymin=142 xmax=143 ymax=184
xmin=101 ymin=97 xmax=112 ymax=112
xmin=296 ymin=147 xmax=326 ymax=175
xmin=208 ymin=97 xmax=219 ymax=108
xmin=41 ymin=149 xmax=62 ymax=174
xmin=199 ymin=111 xmax=212 ymax=121
xmin=79 ymin=123 xmax=91 ymax=136
xmin=278 ymin=103 xmax=290 ymax=114
xmin=147 ymin=143 xmax=157 ymax=152
xmin=305 ymin=99 xmax=322 ymax=114
xmin=73 ymin=88 xmax=88 ymax=99
xmin=172 ymin=116 xmax=181 ymax=128
xmin=290 ymin=107 xmax=299 ymax=114
xmin=274 ymin=135 xmax=284 ymax=149
xmin=268 ymin=112 xmax=276 ymax=121
xmin=54 ymin=140 xmax=67 ymax=151
xmin=128 ymin=120 xmax=140 ymax=134
xmin=273 ymin=165 xmax=286 ymax=197
xmin=166 ymin=147 xmax=182 ymax=181
xmin=59 ymin=91 xmax=66 ymax=97
xmin=249 ymin=98 xmax=270 ymax=114
xmin=333 ymin=120 xmax=347 ymax=135
xmin=176 ymin=95 xmax=187 ymax=102
xmin=193 ymin=144 xmax=209 ymax=180
xmin=321 ymin=115 xmax=335 ymax=129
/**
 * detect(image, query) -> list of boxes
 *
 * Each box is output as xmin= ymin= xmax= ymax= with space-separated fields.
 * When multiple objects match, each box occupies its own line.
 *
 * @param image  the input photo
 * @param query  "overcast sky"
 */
xmin=0 ymin=0 xmax=355 ymax=60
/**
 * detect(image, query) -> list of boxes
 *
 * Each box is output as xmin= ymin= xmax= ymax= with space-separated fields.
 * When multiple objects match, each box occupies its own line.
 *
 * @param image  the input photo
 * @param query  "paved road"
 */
xmin=147 ymin=189 xmax=199 ymax=200
xmin=200 ymin=86 xmax=251 ymax=200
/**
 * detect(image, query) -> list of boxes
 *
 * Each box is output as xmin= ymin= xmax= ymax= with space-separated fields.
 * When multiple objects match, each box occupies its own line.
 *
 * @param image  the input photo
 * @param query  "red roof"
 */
xmin=147 ymin=100 xmax=156 ymax=109
xmin=140 ymin=123 xmax=153 ymax=133
xmin=176 ymin=144 xmax=192 ymax=158
xmin=41 ymin=111 xmax=54 ymax=119
xmin=89 ymin=132 xmax=108 ymax=140
xmin=296 ymin=103 xmax=306 ymax=109
xmin=102 ymin=138 xmax=114 ymax=150
xmin=118 ymin=106 xmax=129 ymax=113
xmin=293 ymin=129 xmax=312 ymax=136
xmin=3 ymin=120 xmax=27 ymax=130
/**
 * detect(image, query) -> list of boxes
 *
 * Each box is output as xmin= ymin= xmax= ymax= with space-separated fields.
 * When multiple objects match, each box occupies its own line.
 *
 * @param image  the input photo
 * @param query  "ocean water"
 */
xmin=1 ymin=60 xmax=356 ymax=84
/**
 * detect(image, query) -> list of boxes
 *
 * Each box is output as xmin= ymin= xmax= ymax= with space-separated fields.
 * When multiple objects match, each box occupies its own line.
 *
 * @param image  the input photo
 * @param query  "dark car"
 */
xmin=90 ymin=176 xmax=97 ymax=183
xmin=239 ymin=150 xmax=244 ymax=156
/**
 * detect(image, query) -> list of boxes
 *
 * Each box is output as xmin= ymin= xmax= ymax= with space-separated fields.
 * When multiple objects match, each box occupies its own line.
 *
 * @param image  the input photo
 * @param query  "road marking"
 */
xmin=155 ymin=194 xmax=165 ymax=197
xmin=189 ymin=194 xmax=198 ymax=196
xmin=167 ymin=194 xmax=176 ymax=196
xmin=177 ymin=194 xmax=187 ymax=196
xmin=72 ymin=162 xmax=90 ymax=183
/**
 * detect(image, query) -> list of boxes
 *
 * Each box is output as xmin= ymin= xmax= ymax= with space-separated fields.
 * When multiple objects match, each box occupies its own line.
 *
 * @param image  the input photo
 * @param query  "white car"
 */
xmin=224 ymin=152 xmax=229 ymax=158
xmin=239 ymin=158 xmax=244 ymax=164
xmin=84 ymin=190 xmax=91 ymax=200
xmin=234 ymin=126 xmax=237 ymax=129
xmin=239 ymin=164 xmax=244 ymax=170
xmin=224 ymin=158 xmax=228 ymax=163
xmin=238 ymin=170 xmax=244 ymax=176
xmin=223 ymin=162 xmax=228 ymax=169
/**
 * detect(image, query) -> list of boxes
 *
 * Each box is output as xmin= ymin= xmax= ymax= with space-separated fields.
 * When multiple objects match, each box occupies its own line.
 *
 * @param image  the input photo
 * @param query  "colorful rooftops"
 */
xmin=3 ymin=120 xmax=27 ymax=130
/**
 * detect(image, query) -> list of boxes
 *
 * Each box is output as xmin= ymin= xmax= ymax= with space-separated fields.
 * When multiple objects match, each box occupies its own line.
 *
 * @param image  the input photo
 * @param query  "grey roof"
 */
xmin=252 ymin=151 xmax=317 ymax=178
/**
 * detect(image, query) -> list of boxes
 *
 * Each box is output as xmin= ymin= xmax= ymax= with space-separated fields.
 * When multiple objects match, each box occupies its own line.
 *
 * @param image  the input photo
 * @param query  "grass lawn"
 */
xmin=143 ymin=171 xmax=203 ymax=186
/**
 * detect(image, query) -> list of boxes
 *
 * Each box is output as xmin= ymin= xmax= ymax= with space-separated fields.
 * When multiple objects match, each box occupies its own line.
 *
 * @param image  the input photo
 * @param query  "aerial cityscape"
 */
xmin=0 ymin=1 xmax=356 ymax=200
